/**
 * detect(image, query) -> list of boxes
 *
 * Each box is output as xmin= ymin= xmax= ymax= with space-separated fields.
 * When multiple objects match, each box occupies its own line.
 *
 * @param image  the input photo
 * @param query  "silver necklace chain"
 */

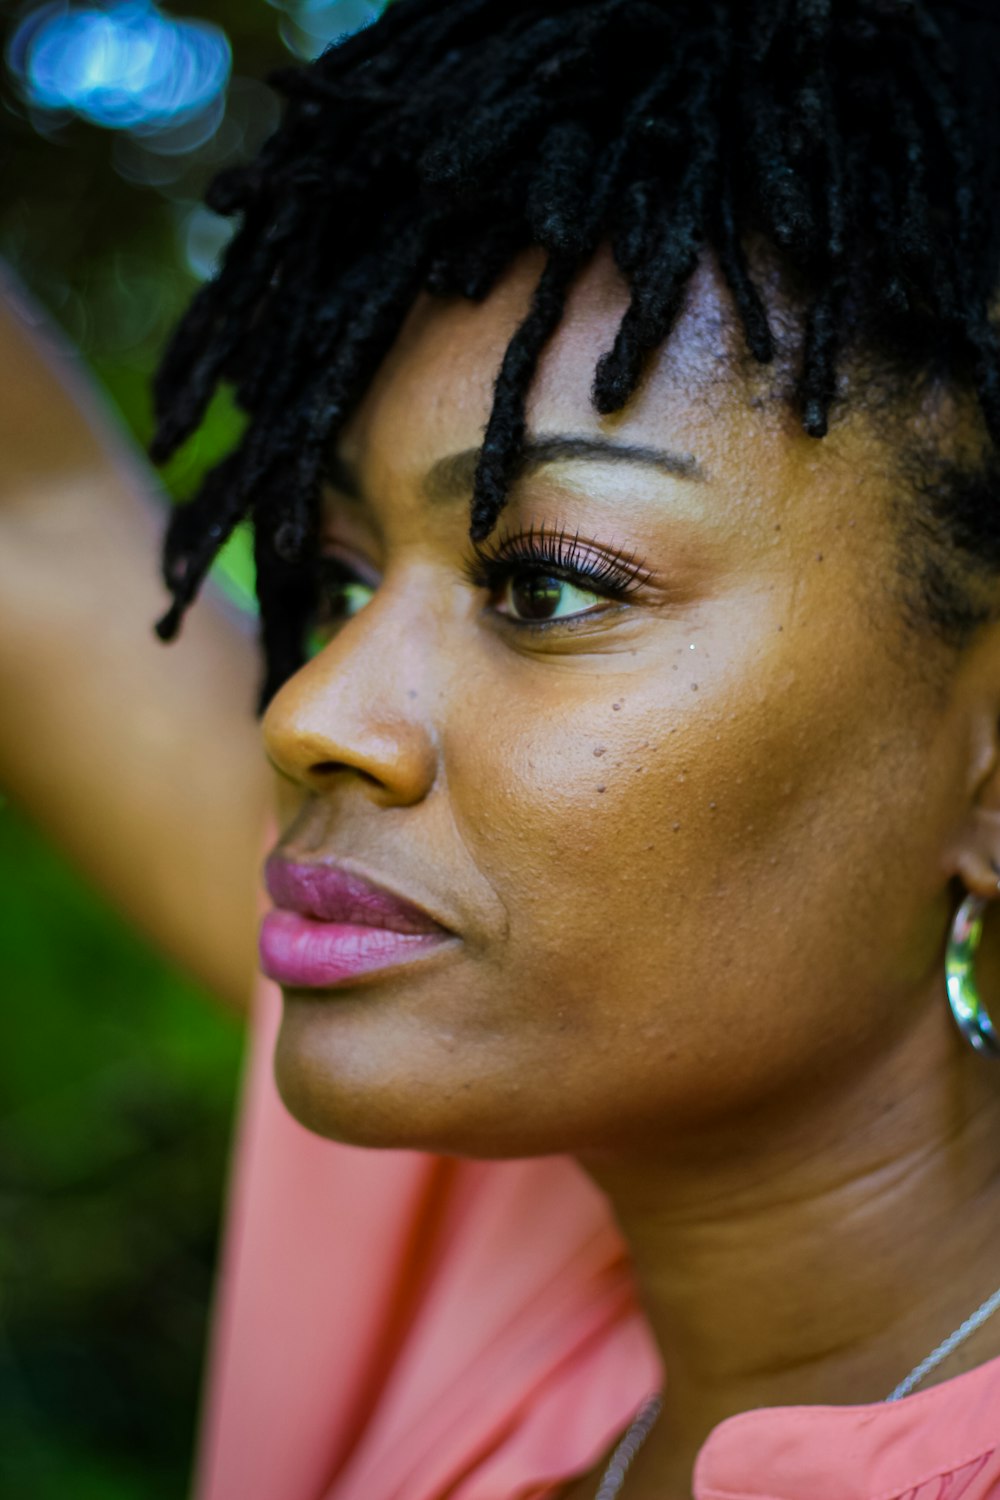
xmin=593 ymin=1280 xmax=1000 ymax=1499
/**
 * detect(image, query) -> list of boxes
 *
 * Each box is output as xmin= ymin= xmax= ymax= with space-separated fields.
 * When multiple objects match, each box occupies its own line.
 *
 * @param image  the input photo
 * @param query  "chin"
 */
xmin=272 ymin=1002 xmax=430 ymax=1148
xmin=272 ymin=995 xmax=582 ymax=1158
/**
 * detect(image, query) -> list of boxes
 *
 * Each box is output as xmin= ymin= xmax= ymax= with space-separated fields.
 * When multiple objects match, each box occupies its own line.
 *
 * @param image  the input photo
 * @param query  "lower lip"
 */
xmin=258 ymin=909 xmax=451 ymax=988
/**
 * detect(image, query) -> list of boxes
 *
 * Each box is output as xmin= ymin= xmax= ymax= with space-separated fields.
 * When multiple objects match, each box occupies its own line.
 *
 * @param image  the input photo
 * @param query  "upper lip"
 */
xmin=264 ymin=855 xmax=452 ymax=936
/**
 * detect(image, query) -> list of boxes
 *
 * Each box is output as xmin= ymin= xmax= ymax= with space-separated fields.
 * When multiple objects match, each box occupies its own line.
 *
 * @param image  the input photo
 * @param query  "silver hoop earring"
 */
xmin=946 ymin=891 xmax=1000 ymax=1057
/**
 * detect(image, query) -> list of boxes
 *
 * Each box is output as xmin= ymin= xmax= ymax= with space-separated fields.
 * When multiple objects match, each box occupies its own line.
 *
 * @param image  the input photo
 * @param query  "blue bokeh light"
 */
xmin=7 ymin=1 xmax=231 ymax=132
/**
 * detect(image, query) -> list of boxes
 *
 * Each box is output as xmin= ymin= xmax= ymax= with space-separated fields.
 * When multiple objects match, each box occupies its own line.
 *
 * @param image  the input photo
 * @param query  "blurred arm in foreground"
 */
xmin=0 ymin=268 xmax=270 ymax=1013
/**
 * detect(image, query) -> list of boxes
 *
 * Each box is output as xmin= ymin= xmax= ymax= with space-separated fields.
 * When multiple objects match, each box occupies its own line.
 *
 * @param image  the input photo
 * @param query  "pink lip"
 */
xmin=259 ymin=857 xmax=454 ymax=989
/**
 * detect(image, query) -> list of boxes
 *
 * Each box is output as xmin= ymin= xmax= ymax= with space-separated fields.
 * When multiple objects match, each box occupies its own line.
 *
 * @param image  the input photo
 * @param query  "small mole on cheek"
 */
xmin=407 ymin=689 xmax=418 ymax=700
xmin=612 ymin=701 xmax=623 ymax=711
xmin=816 ymin=552 xmax=824 ymax=562
xmin=596 ymin=784 xmax=607 ymax=794
xmin=593 ymin=745 xmax=607 ymax=757
xmin=691 ymin=683 xmax=699 ymax=691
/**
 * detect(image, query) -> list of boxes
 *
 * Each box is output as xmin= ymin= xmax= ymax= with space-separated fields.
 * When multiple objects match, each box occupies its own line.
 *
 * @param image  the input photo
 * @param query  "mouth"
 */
xmin=258 ymin=856 xmax=455 ymax=989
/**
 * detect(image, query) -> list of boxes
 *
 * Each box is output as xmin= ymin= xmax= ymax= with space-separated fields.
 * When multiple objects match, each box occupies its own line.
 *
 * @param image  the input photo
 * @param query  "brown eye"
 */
xmin=498 ymin=570 xmax=605 ymax=622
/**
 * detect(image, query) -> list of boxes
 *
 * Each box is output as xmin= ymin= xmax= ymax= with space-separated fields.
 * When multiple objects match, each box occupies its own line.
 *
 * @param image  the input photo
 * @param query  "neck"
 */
xmin=579 ymin=1001 xmax=1000 ymax=1493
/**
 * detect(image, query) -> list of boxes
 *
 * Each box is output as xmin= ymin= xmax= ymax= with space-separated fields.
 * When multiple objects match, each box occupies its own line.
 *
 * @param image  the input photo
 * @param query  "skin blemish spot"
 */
xmin=596 ymin=784 xmax=607 ymax=793
xmin=816 ymin=552 xmax=824 ymax=562
xmin=612 ymin=701 xmax=623 ymax=711
xmin=709 ymin=801 xmax=717 ymax=811
xmin=593 ymin=745 xmax=607 ymax=757
xmin=691 ymin=683 xmax=699 ymax=691
xmin=407 ymin=689 xmax=418 ymax=699
xmin=672 ymin=822 xmax=681 ymax=832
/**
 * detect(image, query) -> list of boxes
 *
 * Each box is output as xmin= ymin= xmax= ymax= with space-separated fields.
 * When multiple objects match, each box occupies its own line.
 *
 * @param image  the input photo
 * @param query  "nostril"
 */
xmin=310 ymin=761 xmax=383 ymax=788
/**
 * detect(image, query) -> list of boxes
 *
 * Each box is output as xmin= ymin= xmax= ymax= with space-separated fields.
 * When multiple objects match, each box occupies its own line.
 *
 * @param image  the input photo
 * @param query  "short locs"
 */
xmin=150 ymin=0 xmax=1000 ymax=713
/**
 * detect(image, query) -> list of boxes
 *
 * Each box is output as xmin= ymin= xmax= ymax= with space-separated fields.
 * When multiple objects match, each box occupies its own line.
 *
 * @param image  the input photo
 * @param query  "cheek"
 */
xmin=442 ymin=617 xmax=945 ymax=1132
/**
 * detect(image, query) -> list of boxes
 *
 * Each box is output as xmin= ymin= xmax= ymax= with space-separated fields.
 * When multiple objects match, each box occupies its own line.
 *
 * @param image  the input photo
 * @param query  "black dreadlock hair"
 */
xmin=151 ymin=0 xmax=1000 ymax=714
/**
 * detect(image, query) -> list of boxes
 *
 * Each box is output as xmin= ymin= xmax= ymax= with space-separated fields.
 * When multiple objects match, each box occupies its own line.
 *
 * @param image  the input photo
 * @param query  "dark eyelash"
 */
xmin=461 ymin=523 xmax=652 ymax=600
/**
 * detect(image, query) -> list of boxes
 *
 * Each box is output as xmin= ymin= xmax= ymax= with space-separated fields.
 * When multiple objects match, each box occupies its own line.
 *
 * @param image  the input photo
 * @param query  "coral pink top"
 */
xmin=194 ymin=901 xmax=1000 ymax=1499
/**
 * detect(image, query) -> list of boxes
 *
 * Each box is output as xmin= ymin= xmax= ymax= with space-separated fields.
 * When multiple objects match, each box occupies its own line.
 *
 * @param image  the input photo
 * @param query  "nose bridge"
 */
xmin=261 ymin=578 xmax=440 ymax=805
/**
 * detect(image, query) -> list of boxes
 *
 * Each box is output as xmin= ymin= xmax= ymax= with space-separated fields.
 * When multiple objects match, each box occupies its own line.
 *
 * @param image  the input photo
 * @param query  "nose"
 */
xmin=261 ymin=592 xmax=439 ymax=808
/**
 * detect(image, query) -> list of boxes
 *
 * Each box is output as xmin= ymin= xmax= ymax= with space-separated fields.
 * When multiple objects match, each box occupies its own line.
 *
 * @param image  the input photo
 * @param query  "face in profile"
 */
xmin=259 ymin=245 xmax=989 ymax=1160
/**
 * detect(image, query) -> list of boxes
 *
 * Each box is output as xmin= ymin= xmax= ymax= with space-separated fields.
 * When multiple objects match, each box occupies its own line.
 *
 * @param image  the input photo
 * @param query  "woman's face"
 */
xmin=261 ymin=247 xmax=989 ymax=1158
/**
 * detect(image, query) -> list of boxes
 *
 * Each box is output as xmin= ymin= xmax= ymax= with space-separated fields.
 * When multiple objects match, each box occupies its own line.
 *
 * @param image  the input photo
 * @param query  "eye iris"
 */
xmin=511 ymin=573 xmax=564 ymax=619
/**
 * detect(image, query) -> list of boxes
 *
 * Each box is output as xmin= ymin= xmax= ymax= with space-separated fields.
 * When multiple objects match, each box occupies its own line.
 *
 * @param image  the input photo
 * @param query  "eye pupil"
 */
xmin=511 ymin=573 xmax=563 ymax=619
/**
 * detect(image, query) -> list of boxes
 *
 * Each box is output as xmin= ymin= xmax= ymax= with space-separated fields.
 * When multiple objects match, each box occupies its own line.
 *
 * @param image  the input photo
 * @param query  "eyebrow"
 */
xmin=324 ymin=434 xmax=704 ymax=507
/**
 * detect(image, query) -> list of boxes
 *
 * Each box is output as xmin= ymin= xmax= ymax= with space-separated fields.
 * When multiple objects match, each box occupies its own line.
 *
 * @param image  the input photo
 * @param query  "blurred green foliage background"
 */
xmin=0 ymin=2 xmax=387 ymax=1493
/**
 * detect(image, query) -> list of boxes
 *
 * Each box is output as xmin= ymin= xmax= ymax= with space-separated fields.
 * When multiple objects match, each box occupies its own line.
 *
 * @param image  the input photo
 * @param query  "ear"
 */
xmin=950 ymin=660 xmax=1000 ymax=899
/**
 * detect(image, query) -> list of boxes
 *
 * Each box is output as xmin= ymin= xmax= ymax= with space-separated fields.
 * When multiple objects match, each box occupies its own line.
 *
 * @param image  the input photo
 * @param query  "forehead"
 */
xmin=338 ymin=245 xmax=798 ymax=483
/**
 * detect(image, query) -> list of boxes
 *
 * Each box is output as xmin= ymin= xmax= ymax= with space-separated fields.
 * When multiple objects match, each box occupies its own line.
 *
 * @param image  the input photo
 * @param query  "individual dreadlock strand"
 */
xmin=906 ymin=28 xmax=977 ymax=265
xmin=881 ymin=85 xmax=931 ymax=279
xmin=611 ymin=179 xmax=660 ymax=279
xmin=591 ymin=229 xmax=698 ymax=412
xmin=786 ymin=0 xmax=832 ymax=166
xmin=526 ymin=122 xmax=598 ymax=255
xmin=742 ymin=73 xmax=817 ymax=256
xmin=788 ymin=0 xmax=847 ymax=440
xmin=714 ymin=184 xmax=775 ymax=363
xmin=800 ymin=278 xmax=846 ymax=437
xmin=253 ymin=484 xmax=320 ymax=713
xmin=153 ymin=453 xmax=250 ymax=640
xmin=868 ymin=162 xmax=910 ymax=316
xmin=593 ymin=73 xmax=721 ymax=412
xmin=470 ymin=253 xmax=578 ymax=541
